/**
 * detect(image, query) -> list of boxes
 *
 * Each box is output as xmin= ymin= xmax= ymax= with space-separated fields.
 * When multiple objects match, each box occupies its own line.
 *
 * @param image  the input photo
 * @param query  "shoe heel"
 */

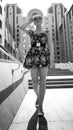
xmin=38 ymin=108 xmax=44 ymax=116
xmin=38 ymin=111 xmax=44 ymax=116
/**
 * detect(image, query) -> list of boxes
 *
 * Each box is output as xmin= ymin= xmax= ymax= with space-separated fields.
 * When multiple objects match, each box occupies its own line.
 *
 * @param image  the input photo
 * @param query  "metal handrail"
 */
xmin=0 ymin=45 xmax=22 ymax=72
xmin=0 ymin=45 xmax=20 ymax=63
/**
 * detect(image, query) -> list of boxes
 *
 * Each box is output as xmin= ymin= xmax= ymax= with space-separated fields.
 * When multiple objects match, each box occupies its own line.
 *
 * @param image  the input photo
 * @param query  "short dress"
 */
xmin=23 ymin=30 xmax=50 ymax=69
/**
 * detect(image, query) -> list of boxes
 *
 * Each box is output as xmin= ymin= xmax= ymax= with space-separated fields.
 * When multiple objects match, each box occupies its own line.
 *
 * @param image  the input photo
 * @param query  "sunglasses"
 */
xmin=34 ymin=17 xmax=42 ymax=21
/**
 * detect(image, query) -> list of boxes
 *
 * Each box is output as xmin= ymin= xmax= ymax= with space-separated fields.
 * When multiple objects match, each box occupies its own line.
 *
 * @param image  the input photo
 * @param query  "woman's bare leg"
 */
xmin=38 ymin=67 xmax=48 ymax=110
xmin=30 ymin=68 xmax=39 ymax=97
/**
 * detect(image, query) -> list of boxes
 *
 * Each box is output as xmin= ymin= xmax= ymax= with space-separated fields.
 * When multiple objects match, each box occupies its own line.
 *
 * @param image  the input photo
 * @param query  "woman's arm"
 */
xmin=20 ymin=17 xmax=34 ymax=34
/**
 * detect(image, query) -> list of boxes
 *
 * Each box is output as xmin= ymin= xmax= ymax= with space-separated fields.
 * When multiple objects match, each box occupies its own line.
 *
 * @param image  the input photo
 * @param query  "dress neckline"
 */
xmin=33 ymin=31 xmax=45 ymax=35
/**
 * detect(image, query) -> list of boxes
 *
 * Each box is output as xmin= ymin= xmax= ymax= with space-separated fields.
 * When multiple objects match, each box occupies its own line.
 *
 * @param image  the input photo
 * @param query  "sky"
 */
xmin=3 ymin=0 xmax=73 ymax=17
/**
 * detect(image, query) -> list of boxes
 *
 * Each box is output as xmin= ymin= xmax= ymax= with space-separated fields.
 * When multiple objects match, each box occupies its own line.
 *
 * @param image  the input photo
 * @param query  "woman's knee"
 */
xmin=30 ymin=68 xmax=39 ymax=84
xmin=32 ymin=78 xmax=38 ymax=85
xmin=40 ymin=80 xmax=46 ymax=88
xmin=39 ymin=74 xmax=46 ymax=87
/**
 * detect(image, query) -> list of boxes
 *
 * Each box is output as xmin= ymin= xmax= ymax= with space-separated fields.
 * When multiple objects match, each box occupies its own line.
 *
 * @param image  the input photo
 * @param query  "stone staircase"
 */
xmin=47 ymin=68 xmax=73 ymax=76
xmin=28 ymin=69 xmax=73 ymax=89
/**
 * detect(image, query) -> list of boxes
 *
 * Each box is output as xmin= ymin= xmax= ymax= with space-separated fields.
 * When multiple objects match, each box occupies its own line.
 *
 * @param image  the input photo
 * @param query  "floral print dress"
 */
xmin=23 ymin=30 xmax=50 ymax=69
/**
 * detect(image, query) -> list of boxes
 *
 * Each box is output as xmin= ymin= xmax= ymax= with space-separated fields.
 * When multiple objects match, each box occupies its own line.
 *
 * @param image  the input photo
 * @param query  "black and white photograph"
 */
xmin=0 ymin=0 xmax=73 ymax=129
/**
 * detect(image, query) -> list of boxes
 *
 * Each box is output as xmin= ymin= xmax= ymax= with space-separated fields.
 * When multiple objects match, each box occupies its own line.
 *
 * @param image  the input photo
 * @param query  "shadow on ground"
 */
xmin=27 ymin=110 xmax=48 ymax=130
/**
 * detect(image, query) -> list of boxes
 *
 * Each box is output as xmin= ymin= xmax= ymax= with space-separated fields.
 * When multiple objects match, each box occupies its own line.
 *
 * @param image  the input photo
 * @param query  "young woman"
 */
xmin=20 ymin=9 xmax=54 ymax=116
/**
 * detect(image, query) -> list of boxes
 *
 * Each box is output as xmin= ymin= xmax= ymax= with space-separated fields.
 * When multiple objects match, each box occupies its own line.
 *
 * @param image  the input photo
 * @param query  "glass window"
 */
xmin=0 ymin=20 xmax=2 ymax=28
xmin=52 ymin=29 xmax=54 ymax=32
xmin=0 ymin=51 xmax=2 ymax=58
xmin=57 ymin=47 xmax=59 ymax=50
xmin=0 ymin=34 xmax=2 ymax=43
xmin=72 ymin=7 xmax=73 ymax=16
xmin=57 ymin=51 xmax=60 ymax=55
xmin=69 ymin=12 xmax=71 ymax=19
xmin=52 ymin=33 xmax=54 ymax=36
xmin=17 ymin=25 xmax=19 ymax=28
xmin=17 ymin=29 xmax=19 ymax=32
xmin=52 ymin=16 xmax=54 ymax=23
xmin=57 ymin=56 xmax=60 ymax=59
xmin=71 ymin=31 xmax=73 ymax=34
xmin=70 ymin=20 xmax=72 ymax=24
xmin=17 ymin=38 xmax=19 ymax=41
xmin=16 ymin=16 xmax=18 ymax=24
xmin=70 ymin=26 xmax=72 ymax=29
xmin=52 ymin=38 xmax=54 ymax=41
xmin=0 ymin=6 xmax=2 ymax=14
xmin=17 ymin=34 xmax=19 ymax=37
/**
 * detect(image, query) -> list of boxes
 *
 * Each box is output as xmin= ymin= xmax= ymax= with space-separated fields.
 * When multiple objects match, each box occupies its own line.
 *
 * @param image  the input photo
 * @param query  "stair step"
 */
xmin=28 ymin=78 xmax=73 ymax=89
xmin=28 ymin=78 xmax=73 ymax=82
xmin=29 ymin=84 xmax=73 ymax=89
xmin=47 ymin=69 xmax=73 ymax=76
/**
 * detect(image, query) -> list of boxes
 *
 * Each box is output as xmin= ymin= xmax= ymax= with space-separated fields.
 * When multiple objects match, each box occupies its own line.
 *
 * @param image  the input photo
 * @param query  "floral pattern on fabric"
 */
xmin=23 ymin=31 xmax=50 ymax=69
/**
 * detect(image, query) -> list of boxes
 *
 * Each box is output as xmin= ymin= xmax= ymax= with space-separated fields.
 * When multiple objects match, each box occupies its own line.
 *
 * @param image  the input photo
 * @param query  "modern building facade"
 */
xmin=45 ymin=3 xmax=67 ymax=63
xmin=67 ymin=5 xmax=73 ymax=62
xmin=0 ymin=0 xmax=5 ymax=46
xmin=4 ymin=4 xmax=24 ymax=61
xmin=4 ymin=27 xmax=16 ymax=59
xmin=0 ymin=0 xmax=6 ymax=58
xmin=43 ymin=15 xmax=55 ymax=62
xmin=59 ymin=4 xmax=73 ymax=63
xmin=0 ymin=0 xmax=3 ymax=45
xmin=5 ymin=4 xmax=22 ymax=48
xmin=59 ymin=11 xmax=70 ymax=63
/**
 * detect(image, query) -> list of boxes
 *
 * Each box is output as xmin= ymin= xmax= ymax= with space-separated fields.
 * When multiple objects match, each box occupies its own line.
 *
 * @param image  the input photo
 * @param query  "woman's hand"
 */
xmin=28 ymin=17 xmax=34 ymax=24
xmin=19 ymin=16 xmax=34 ymax=32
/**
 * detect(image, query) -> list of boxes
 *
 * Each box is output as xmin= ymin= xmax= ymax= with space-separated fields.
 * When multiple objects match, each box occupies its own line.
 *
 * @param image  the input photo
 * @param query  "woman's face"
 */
xmin=34 ymin=16 xmax=43 ymax=26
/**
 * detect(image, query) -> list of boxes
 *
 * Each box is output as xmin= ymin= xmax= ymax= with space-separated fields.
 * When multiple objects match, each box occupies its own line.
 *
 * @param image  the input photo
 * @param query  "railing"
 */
xmin=0 ymin=45 xmax=22 ymax=73
xmin=0 ymin=45 xmax=19 ymax=62
xmin=0 ymin=46 xmax=29 ymax=130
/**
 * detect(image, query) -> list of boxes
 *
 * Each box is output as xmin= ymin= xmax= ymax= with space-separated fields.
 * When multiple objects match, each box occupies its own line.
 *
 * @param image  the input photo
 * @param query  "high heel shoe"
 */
xmin=38 ymin=107 xmax=44 ymax=116
xmin=38 ymin=111 xmax=44 ymax=116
